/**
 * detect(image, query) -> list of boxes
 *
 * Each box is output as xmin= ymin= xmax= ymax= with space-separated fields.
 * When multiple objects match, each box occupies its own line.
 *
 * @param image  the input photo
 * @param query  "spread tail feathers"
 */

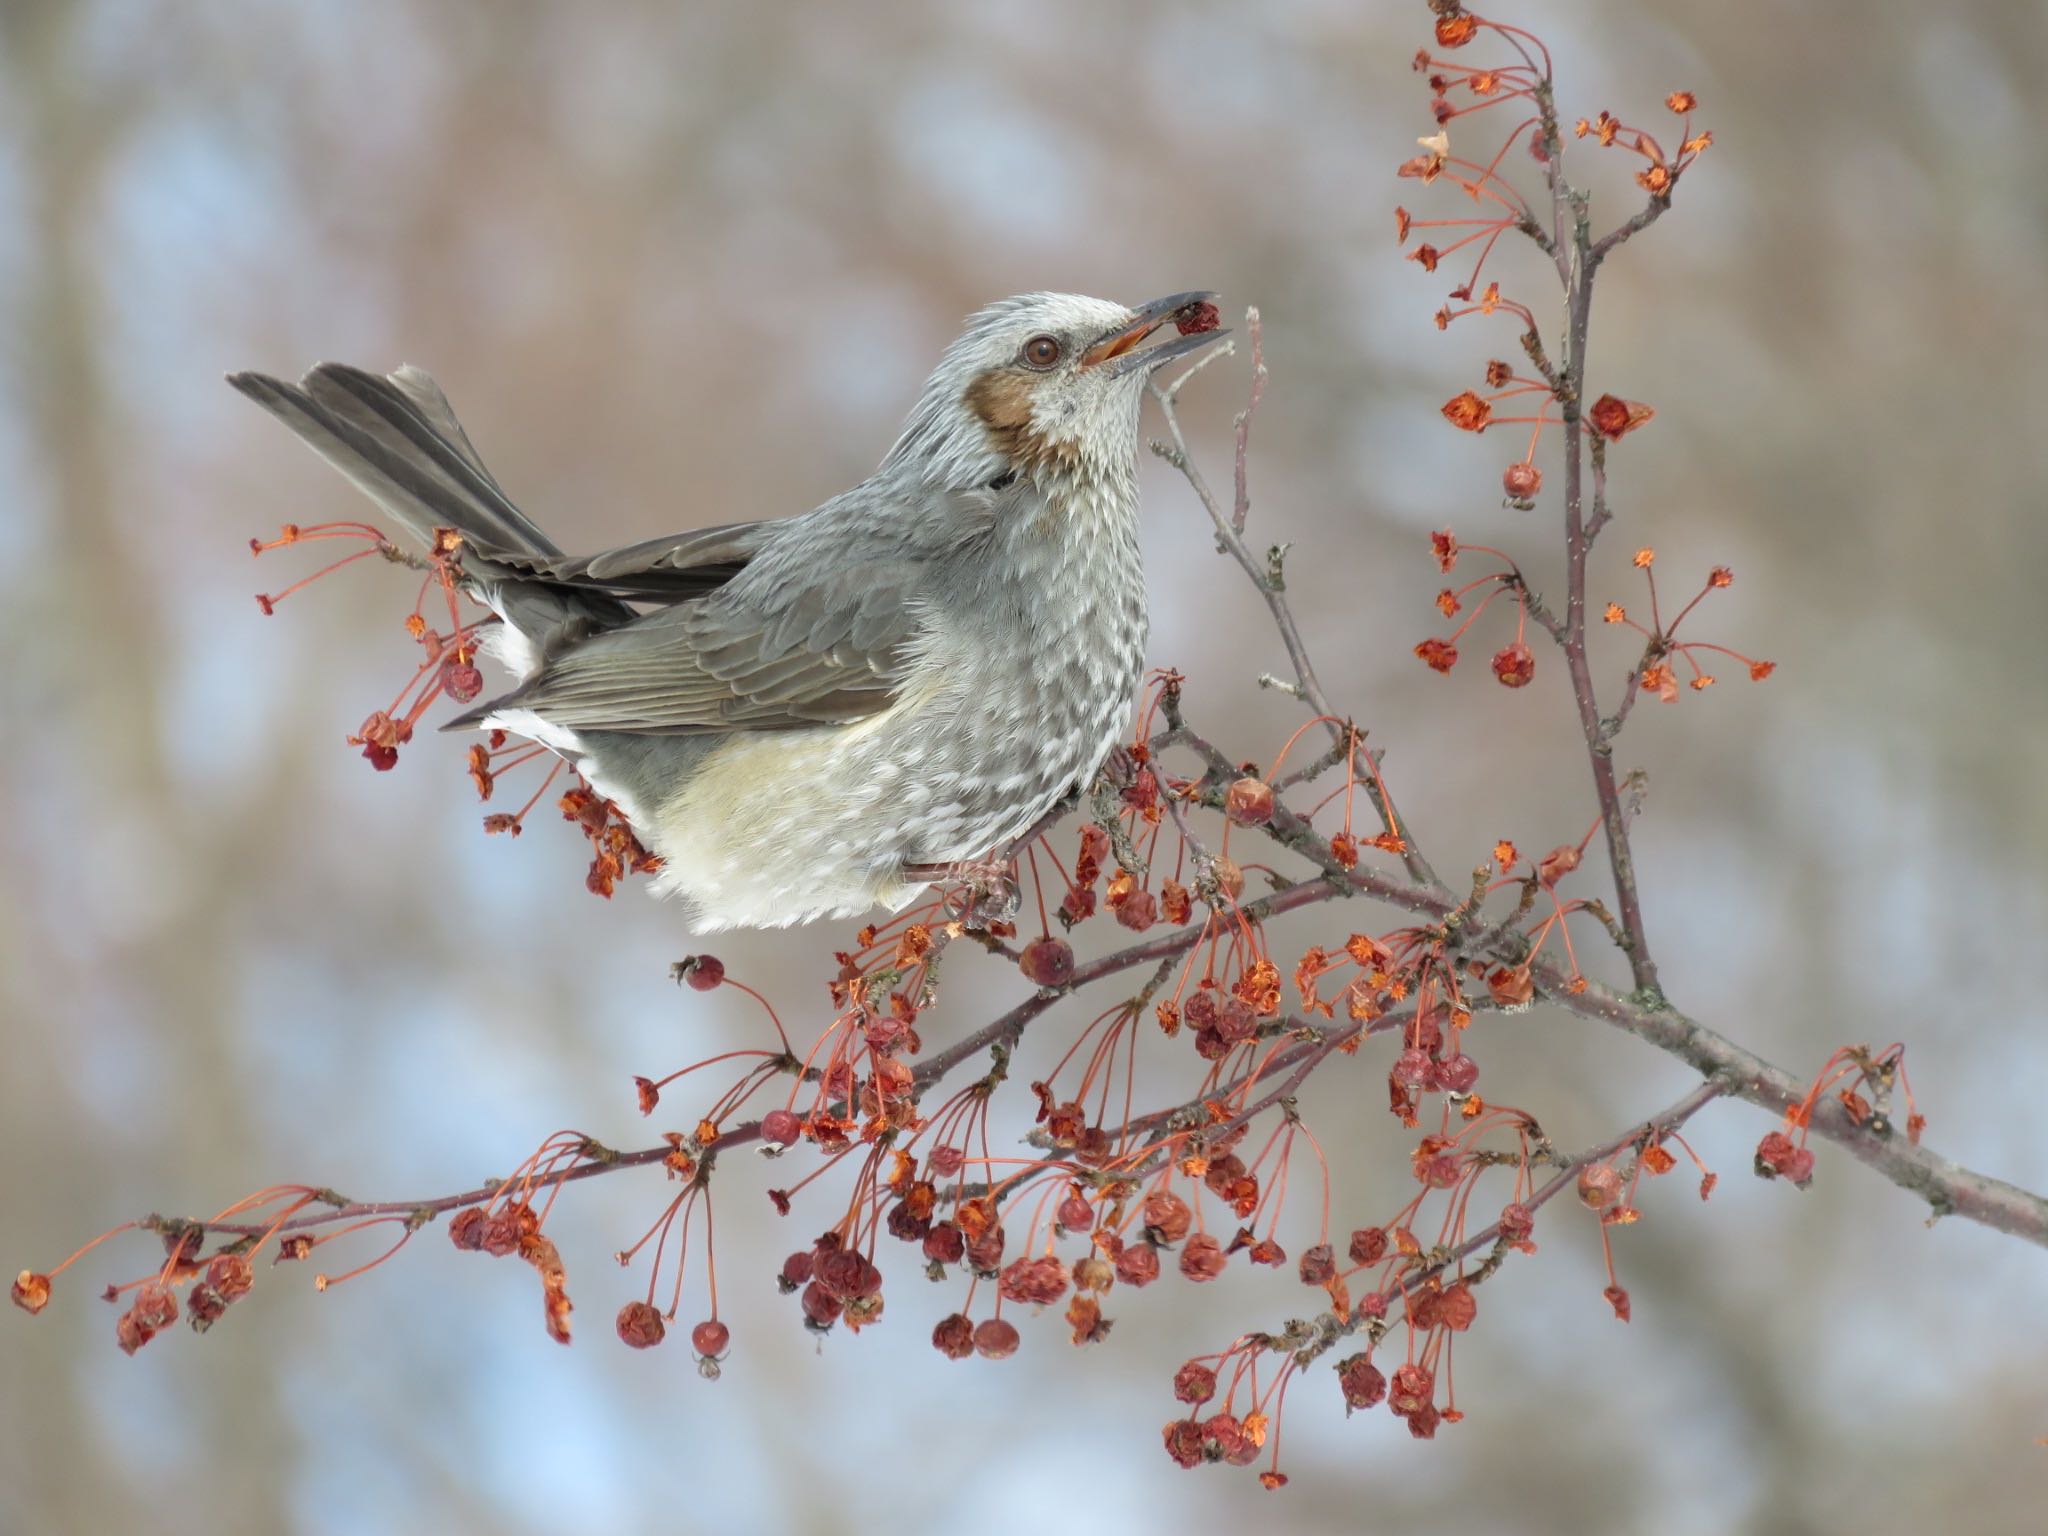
xmin=227 ymin=362 xmax=561 ymax=558
xmin=229 ymin=363 xmax=632 ymax=661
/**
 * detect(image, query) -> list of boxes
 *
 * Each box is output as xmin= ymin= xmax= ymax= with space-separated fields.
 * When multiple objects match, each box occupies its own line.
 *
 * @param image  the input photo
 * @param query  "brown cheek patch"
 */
xmin=964 ymin=369 xmax=1080 ymax=476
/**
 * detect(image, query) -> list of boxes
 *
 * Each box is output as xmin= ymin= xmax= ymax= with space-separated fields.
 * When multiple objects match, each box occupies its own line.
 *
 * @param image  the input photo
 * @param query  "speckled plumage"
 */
xmin=230 ymin=291 xmax=1223 ymax=929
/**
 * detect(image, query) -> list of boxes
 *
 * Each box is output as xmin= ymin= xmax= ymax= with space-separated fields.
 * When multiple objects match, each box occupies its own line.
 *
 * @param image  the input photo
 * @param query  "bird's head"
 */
xmin=885 ymin=291 xmax=1226 ymax=491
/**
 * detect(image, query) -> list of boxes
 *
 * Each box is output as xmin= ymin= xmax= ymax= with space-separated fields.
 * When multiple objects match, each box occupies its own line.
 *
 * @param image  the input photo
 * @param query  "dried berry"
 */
xmin=440 ymin=659 xmax=484 ymax=703
xmin=1298 ymin=1244 xmax=1336 ymax=1286
xmin=932 ymin=1312 xmax=975 ymax=1360
xmin=1163 ymin=1418 xmax=1207 ymax=1468
xmin=1142 ymin=1190 xmax=1193 ymax=1244
xmin=1174 ymin=1360 xmax=1219 ymax=1404
xmin=761 ymin=1108 xmax=801 ymax=1148
xmin=1438 ymin=1052 xmax=1479 ymax=1093
xmin=1178 ymin=1233 xmax=1228 ymax=1282
xmin=616 ymin=1300 xmax=666 ymax=1348
xmin=1115 ymin=1242 xmax=1161 ymax=1287
xmin=1577 ymin=1163 xmax=1623 ymax=1210
xmin=1415 ymin=637 xmax=1460 ymax=673
xmin=1225 ymin=777 xmax=1276 ymax=826
xmin=1338 ymin=1353 xmax=1387 ymax=1410
xmin=1348 ymin=1227 xmax=1388 ymax=1265
xmin=12 ymin=1270 xmax=52 ymax=1315
xmin=677 ymin=954 xmax=725 ymax=991
xmin=1492 ymin=641 xmax=1536 ymax=688
xmin=998 ymin=1255 xmax=1069 ymax=1307
xmin=972 ymin=1316 xmax=1021 ymax=1359
xmin=1588 ymin=394 xmax=1655 ymax=440
xmin=1174 ymin=299 xmax=1222 ymax=336
xmin=1019 ymin=935 xmax=1075 ymax=988
xmin=1441 ymin=390 xmax=1492 ymax=432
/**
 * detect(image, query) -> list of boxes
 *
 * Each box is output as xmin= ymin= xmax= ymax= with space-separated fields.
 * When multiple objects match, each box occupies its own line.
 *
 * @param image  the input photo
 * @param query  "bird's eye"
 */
xmin=1021 ymin=334 xmax=1063 ymax=369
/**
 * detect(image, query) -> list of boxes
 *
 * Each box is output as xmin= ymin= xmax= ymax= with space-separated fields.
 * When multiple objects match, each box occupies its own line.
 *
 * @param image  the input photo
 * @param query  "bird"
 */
xmin=229 ymin=291 xmax=1226 ymax=930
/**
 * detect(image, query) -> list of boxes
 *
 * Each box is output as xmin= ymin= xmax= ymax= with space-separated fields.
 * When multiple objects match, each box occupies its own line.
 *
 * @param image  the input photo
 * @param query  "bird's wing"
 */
xmin=486 ymin=522 xmax=774 ymax=599
xmin=452 ymin=487 xmax=993 ymax=735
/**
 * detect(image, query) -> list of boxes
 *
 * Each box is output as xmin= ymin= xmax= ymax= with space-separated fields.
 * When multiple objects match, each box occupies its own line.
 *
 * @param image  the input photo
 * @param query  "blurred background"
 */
xmin=3 ymin=1 xmax=2045 ymax=1532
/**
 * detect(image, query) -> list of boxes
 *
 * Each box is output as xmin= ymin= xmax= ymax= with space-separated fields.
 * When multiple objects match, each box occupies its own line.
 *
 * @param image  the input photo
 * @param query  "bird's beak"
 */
xmin=1081 ymin=291 xmax=1229 ymax=377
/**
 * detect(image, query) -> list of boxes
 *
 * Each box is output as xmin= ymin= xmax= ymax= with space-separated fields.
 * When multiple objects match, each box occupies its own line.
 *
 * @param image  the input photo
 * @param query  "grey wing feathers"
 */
xmin=449 ymin=559 xmax=923 ymax=734
xmin=487 ymin=523 xmax=772 ymax=598
xmin=450 ymin=488 xmax=999 ymax=736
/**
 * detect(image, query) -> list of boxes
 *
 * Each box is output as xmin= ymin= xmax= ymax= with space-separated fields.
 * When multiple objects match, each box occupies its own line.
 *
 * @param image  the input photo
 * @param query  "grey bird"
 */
xmin=229 ymin=291 xmax=1225 ymax=929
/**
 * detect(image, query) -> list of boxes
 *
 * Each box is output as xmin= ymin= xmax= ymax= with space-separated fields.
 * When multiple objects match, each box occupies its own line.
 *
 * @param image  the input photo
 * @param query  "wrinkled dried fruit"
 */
xmin=1441 ymin=390 xmax=1492 ymax=432
xmin=1178 ymin=1233 xmax=1228 ymax=1282
xmin=1415 ymin=637 xmax=1460 ymax=673
xmin=1338 ymin=1353 xmax=1387 ymax=1410
xmin=1435 ymin=15 xmax=1478 ymax=47
xmin=1019 ymin=935 xmax=1075 ymax=988
xmin=1174 ymin=1360 xmax=1219 ymax=1404
xmin=616 ymin=1300 xmax=666 ymax=1348
xmin=12 ymin=1270 xmax=51 ymax=1315
xmin=1174 ymin=299 xmax=1222 ymax=336
xmin=1588 ymin=393 xmax=1655 ymax=439
xmin=1492 ymin=641 xmax=1535 ymax=688
xmin=1225 ymin=776 xmax=1276 ymax=827
xmin=932 ymin=1312 xmax=974 ymax=1359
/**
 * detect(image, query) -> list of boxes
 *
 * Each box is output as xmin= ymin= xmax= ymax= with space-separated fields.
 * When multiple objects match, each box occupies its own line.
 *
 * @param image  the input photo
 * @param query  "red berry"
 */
xmin=1298 ymin=1243 xmax=1336 ymax=1286
xmin=972 ymin=1317 xmax=1021 ymax=1359
xmin=1348 ymin=1227 xmax=1388 ymax=1264
xmin=1178 ymin=1233 xmax=1228 ymax=1282
xmin=362 ymin=743 xmax=399 ymax=771
xmin=1116 ymin=888 xmax=1158 ymax=931
xmin=1142 ymin=1191 xmax=1193 ymax=1244
xmin=679 ymin=954 xmax=725 ymax=990
xmin=1173 ymin=299 xmax=1221 ymax=335
xmin=12 ymin=1271 xmax=52 ymax=1316
xmin=1056 ymin=1191 xmax=1093 ymax=1232
xmin=922 ymin=1221 xmax=965 ymax=1266
xmin=1174 ymin=1361 xmax=1218 ymax=1403
xmin=777 ymin=1250 xmax=814 ymax=1293
xmin=1163 ymin=1418 xmax=1206 ymax=1468
xmin=1438 ymin=1053 xmax=1480 ymax=1093
xmin=1389 ymin=1362 xmax=1435 ymax=1416
xmin=1019 ymin=935 xmax=1074 ymax=988
xmin=1577 ymin=1163 xmax=1623 ymax=1210
xmin=1391 ymin=1047 xmax=1434 ymax=1086
xmin=1503 ymin=460 xmax=1543 ymax=498
xmin=690 ymin=1318 xmax=729 ymax=1356
xmin=1492 ymin=641 xmax=1536 ymax=688
xmin=1224 ymin=776 xmax=1276 ymax=826
xmin=1338 ymin=1353 xmax=1387 ymax=1410
xmin=800 ymin=1280 xmax=842 ymax=1329
xmin=761 ymin=1108 xmax=801 ymax=1147
xmin=932 ymin=1313 xmax=974 ymax=1360
xmin=441 ymin=659 xmax=484 ymax=702
xmin=997 ymin=1255 xmax=1069 ymax=1306
xmin=616 ymin=1301 xmax=666 ymax=1348
xmin=1114 ymin=1242 xmax=1161 ymax=1287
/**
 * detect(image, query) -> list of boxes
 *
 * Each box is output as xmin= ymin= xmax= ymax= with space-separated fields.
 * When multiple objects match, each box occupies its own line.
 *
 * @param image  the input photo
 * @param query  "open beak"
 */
xmin=1081 ymin=291 xmax=1229 ymax=377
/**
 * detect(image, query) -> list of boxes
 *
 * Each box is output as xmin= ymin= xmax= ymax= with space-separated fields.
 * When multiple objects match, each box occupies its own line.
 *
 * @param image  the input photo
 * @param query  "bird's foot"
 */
xmin=904 ymin=856 xmax=1022 ymax=926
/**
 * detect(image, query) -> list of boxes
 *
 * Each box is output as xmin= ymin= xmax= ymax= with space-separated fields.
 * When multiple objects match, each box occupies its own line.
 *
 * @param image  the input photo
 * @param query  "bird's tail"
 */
xmin=227 ymin=362 xmax=559 ymax=559
xmin=228 ymin=363 xmax=629 ymax=658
